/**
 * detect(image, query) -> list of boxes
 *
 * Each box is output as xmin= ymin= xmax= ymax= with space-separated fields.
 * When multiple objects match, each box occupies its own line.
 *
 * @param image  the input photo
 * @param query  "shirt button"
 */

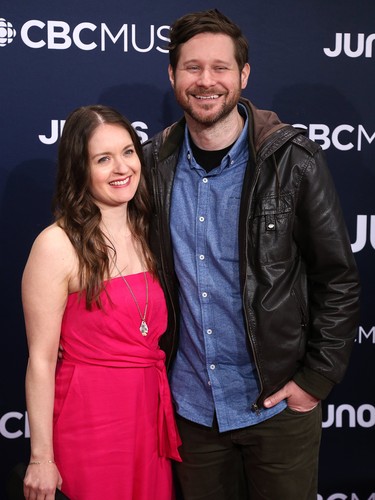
xmin=268 ymin=223 xmax=275 ymax=229
xmin=202 ymin=292 xmax=208 ymax=298
xmin=199 ymin=216 xmax=205 ymax=222
xmin=210 ymin=364 xmax=215 ymax=370
xmin=199 ymin=254 xmax=205 ymax=260
xmin=208 ymin=380 xmax=211 ymax=386
xmin=207 ymin=329 xmax=212 ymax=335
xmin=203 ymin=178 xmax=208 ymax=183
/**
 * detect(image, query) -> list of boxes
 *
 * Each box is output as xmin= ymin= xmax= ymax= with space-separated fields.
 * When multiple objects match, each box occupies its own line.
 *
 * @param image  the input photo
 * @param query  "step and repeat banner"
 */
xmin=1 ymin=0 xmax=374 ymax=497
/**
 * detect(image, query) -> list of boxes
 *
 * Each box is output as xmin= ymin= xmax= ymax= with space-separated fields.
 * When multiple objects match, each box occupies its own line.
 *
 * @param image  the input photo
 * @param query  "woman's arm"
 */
xmin=22 ymin=224 xmax=76 ymax=499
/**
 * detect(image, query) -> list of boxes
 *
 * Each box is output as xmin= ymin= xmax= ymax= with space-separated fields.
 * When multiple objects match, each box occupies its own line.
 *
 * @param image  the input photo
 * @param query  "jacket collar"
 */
xmin=155 ymin=97 xmax=293 ymax=161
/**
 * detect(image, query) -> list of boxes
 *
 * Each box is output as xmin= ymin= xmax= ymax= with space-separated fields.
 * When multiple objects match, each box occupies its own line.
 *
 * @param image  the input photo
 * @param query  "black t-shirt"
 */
xmin=189 ymin=134 xmax=234 ymax=173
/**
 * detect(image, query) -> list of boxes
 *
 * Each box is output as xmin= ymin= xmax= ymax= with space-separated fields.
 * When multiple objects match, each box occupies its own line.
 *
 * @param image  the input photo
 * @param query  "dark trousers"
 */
xmin=174 ymin=404 xmax=322 ymax=500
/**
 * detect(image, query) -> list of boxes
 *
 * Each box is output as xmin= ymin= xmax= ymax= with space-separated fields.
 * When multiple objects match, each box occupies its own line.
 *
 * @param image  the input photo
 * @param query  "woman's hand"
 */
xmin=23 ymin=461 xmax=62 ymax=500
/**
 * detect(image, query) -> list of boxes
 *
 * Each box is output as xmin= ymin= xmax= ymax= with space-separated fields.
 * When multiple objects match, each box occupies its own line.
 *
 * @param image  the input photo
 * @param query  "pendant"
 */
xmin=140 ymin=320 xmax=148 ymax=336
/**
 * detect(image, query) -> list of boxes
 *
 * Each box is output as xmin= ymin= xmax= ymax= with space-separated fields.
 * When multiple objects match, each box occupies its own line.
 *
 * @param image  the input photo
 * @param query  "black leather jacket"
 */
xmin=143 ymin=97 xmax=360 ymax=407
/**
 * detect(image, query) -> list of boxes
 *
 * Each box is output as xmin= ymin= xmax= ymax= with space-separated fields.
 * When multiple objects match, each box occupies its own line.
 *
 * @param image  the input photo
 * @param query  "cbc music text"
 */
xmin=20 ymin=20 xmax=170 ymax=52
xmin=15 ymin=23 xmax=375 ymax=58
xmin=357 ymin=326 xmax=375 ymax=344
xmin=324 ymin=32 xmax=375 ymax=58
xmin=293 ymin=123 xmax=375 ymax=152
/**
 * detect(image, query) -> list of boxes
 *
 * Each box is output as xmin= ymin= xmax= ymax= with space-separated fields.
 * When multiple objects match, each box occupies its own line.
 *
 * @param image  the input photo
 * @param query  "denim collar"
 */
xmin=181 ymin=103 xmax=249 ymax=175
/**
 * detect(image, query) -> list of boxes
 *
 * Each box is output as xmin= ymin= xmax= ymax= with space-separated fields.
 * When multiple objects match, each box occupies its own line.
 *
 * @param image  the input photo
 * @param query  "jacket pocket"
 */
xmin=249 ymin=194 xmax=294 ymax=264
xmin=291 ymin=286 xmax=309 ymax=358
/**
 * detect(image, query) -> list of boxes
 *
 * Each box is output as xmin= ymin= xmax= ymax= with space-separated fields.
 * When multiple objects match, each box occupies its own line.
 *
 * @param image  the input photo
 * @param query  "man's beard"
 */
xmin=177 ymin=89 xmax=241 ymax=126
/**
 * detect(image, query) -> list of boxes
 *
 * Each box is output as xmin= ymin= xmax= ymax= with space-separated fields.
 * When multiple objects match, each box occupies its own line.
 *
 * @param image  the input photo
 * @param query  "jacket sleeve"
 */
xmin=291 ymin=142 xmax=360 ymax=399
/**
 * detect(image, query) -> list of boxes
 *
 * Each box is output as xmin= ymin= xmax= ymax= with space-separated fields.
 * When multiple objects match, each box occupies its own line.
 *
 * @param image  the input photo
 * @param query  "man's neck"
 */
xmin=186 ymin=108 xmax=245 ymax=151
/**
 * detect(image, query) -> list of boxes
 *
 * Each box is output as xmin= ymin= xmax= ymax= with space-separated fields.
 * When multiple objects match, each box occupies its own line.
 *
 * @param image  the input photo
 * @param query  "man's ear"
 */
xmin=241 ymin=63 xmax=250 ymax=90
xmin=168 ymin=64 xmax=175 ymax=88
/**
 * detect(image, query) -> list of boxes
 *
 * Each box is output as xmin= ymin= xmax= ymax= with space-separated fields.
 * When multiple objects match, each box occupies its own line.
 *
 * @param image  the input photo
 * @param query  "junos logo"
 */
xmin=324 ymin=33 xmax=375 ymax=58
xmin=351 ymin=215 xmax=375 ymax=253
xmin=322 ymin=404 xmax=375 ymax=429
xmin=0 ymin=18 xmax=16 ymax=46
xmin=0 ymin=17 xmax=170 ymax=52
xmin=38 ymin=119 xmax=149 ymax=145
xmin=294 ymin=123 xmax=375 ymax=152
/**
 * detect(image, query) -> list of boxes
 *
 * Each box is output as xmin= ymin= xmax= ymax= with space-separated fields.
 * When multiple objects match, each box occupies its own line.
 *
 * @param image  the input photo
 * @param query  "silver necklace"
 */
xmin=102 ymin=222 xmax=149 ymax=336
xmin=113 ymin=259 xmax=149 ymax=336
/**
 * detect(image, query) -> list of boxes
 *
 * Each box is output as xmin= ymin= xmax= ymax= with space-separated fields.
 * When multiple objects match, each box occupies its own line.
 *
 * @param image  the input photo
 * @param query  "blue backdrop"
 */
xmin=1 ymin=1 xmax=374 ymax=497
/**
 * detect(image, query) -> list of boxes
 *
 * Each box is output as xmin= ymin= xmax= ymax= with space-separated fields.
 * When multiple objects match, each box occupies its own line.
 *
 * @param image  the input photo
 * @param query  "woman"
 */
xmin=22 ymin=105 xmax=181 ymax=500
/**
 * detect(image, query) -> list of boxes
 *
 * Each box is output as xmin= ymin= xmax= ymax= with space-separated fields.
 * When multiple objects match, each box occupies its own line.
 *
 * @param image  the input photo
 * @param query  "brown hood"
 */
xmin=241 ymin=97 xmax=288 ymax=152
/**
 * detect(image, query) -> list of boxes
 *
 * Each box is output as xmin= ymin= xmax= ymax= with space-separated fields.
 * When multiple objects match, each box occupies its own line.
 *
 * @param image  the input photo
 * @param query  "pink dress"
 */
xmin=53 ymin=272 xmax=181 ymax=500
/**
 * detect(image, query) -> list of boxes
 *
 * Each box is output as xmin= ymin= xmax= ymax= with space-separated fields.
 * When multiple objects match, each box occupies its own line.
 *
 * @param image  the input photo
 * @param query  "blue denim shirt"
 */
xmin=169 ymin=106 xmax=286 ymax=432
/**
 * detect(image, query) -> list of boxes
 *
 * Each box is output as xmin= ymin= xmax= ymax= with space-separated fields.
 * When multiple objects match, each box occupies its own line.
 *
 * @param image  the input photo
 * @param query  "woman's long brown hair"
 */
xmin=53 ymin=105 xmax=156 ymax=309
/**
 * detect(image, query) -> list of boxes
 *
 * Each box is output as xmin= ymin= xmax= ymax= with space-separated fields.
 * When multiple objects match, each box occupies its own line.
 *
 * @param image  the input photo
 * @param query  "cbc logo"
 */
xmin=0 ymin=18 xmax=16 ymax=46
xmin=0 ymin=17 xmax=170 ymax=53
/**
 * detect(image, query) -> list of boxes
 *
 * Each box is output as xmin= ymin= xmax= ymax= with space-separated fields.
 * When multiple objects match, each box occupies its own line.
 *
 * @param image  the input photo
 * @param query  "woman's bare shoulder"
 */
xmin=31 ymin=223 xmax=72 ymax=254
xmin=25 ymin=223 xmax=78 ymax=281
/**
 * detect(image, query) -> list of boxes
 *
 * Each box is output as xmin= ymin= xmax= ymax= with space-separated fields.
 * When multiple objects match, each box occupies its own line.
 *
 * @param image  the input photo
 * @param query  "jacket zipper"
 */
xmin=291 ymin=288 xmax=307 ymax=328
xmin=245 ymin=131 xmax=299 ymax=409
xmin=242 ymin=159 xmax=265 ymax=412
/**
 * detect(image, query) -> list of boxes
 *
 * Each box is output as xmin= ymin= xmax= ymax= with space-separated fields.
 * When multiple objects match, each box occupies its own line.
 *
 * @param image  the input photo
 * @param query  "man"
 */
xmin=143 ymin=9 xmax=360 ymax=500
